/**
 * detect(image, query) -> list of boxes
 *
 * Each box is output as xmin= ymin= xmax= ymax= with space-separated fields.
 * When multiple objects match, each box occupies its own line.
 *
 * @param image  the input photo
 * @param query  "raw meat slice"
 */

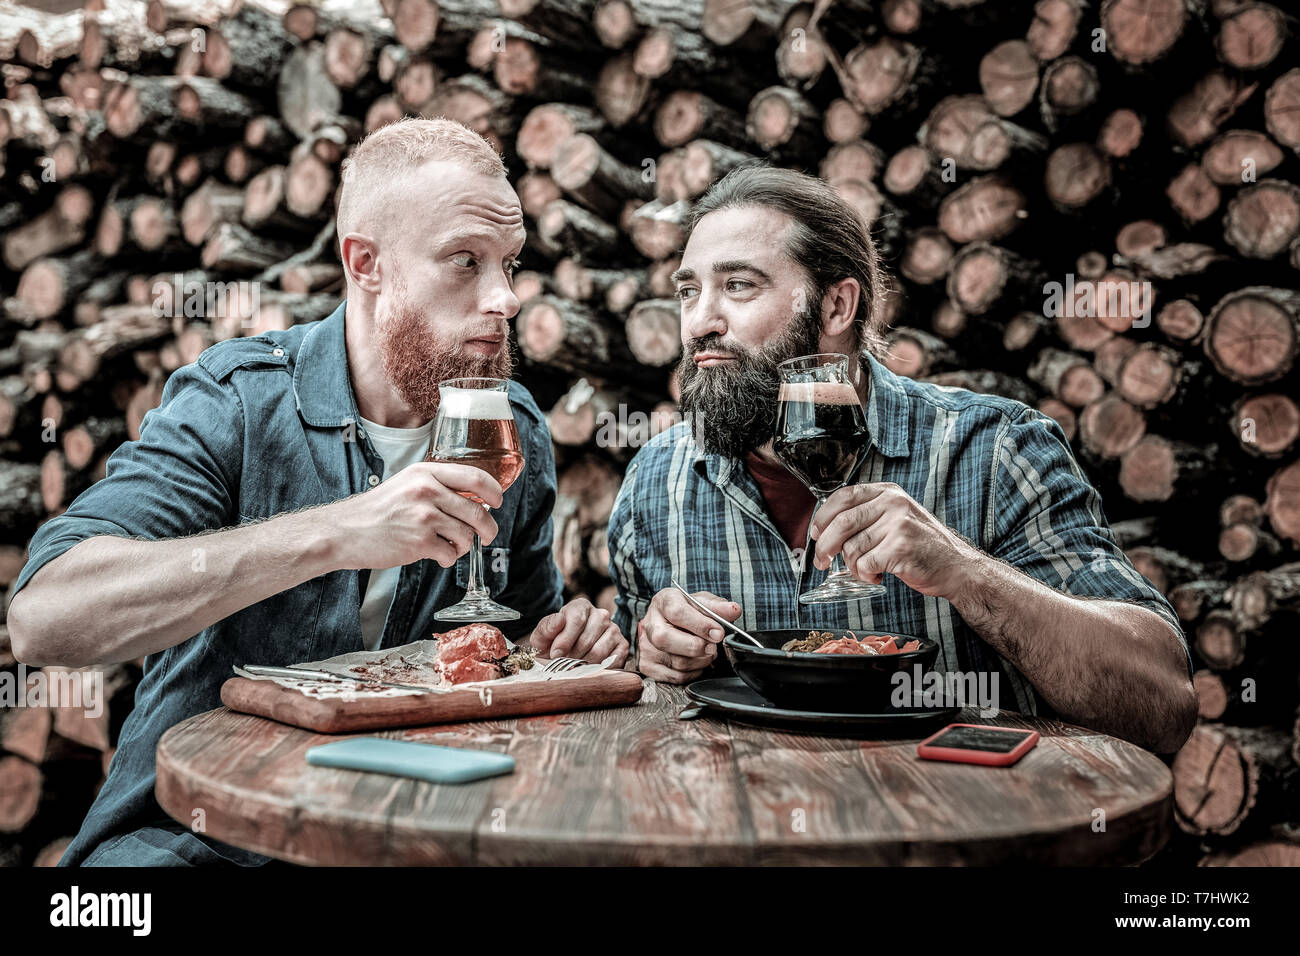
xmin=439 ymin=657 xmax=503 ymax=685
xmin=435 ymin=623 xmax=508 ymax=665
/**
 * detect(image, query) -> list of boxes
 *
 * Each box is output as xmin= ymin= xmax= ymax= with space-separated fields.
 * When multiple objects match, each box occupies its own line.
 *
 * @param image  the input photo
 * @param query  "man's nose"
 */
xmin=482 ymin=271 xmax=520 ymax=320
xmin=682 ymin=288 xmax=727 ymax=342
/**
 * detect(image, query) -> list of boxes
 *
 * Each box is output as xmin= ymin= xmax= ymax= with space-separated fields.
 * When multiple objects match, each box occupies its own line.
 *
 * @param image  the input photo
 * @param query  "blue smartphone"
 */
xmin=305 ymin=738 xmax=515 ymax=784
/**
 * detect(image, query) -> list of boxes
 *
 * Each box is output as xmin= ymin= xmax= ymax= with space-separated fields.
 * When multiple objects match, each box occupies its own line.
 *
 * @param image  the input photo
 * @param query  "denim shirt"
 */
xmin=12 ymin=300 xmax=563 ymax=865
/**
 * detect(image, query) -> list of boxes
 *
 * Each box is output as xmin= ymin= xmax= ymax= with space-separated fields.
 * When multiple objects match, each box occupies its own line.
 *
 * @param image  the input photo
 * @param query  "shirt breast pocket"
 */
xmin=456 ymin=545 xmax=511 ymax=595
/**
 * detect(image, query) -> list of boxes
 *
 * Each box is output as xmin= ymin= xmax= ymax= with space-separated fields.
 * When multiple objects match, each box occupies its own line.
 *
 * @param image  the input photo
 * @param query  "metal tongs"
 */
xmin=669 ymin=578 xmax=764 ymax=648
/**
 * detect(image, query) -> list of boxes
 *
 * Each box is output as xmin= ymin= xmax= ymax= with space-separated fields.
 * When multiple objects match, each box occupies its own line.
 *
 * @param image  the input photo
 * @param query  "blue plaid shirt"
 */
xmin=607 ymin=350 xmax=1192 ymax=717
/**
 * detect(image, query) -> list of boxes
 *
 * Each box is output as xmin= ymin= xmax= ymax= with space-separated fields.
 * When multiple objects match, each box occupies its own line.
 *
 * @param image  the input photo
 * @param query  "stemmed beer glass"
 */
xmin=427 ymin=378 xmax=524 ymax=622
xmin=773 ymin=353 xmax=886 ymax=604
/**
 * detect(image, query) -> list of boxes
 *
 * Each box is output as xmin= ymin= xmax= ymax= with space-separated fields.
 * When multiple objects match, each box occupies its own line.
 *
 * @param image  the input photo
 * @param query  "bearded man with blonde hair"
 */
xmin=9 ymin=118 xmax=627 ymax=867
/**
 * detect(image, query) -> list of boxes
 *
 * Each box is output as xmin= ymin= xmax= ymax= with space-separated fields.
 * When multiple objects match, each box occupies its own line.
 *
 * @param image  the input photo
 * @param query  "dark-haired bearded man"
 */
xmin=608 ymin=164 xmax=1195 ymax=755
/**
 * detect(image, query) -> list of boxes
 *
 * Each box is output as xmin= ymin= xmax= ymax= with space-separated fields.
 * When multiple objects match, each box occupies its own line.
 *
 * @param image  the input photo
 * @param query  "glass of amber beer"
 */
xmin=428 ymin=378 xmax=525 ymax=622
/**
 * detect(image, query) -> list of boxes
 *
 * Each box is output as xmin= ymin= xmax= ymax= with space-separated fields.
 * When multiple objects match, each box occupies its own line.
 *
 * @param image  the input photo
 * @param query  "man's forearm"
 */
xmin=947 ymin=552 xmax=1196 ymax=752
xmin=8 ymin=507 xmax=341 ymax=667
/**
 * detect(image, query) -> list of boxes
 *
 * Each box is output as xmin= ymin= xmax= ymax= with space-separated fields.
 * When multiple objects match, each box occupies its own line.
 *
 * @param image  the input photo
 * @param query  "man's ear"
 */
xmin=821 ymin=277 xmax=861 ymax=339
xmin=341 ymin=233 xmax=383 ymax=295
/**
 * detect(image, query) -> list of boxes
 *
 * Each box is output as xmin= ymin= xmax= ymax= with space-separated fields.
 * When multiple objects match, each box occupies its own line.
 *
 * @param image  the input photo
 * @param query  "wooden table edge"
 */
xmin=155 ymin=705 xmax=1176 ymax=867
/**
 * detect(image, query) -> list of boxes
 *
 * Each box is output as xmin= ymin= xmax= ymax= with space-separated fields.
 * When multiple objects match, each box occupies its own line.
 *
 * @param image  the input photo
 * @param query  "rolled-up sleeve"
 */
xmin=493 ymin=393 xmax=564 ymax=640
xmin=608 ymin=459 xmax=652 ymax=650
xmin=987 ymin=408 xmax=1193 ymax=678
xmin=12 ymin=362 xmax=244 ymax=597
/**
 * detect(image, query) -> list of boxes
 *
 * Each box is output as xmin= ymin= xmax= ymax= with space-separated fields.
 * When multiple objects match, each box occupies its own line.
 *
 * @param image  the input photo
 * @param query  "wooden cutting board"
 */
xmin=220 ymin=668 xmax=646 ymax=733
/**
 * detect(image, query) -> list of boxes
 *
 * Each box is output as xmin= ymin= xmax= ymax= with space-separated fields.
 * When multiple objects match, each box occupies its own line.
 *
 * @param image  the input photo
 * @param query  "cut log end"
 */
xmin=1102 ymin=0 xmax=1188 ymax=66
xmin=1235 ymin=393 xmax=1300 ymax=457
xmin=1206 ymin=289 xmax=1299 ymax=385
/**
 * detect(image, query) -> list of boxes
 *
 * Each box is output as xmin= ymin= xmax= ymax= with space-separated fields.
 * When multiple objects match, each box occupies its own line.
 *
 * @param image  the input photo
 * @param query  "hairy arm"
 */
xmin=8 ymin=513 xmax=336 ymax=667
xmin=961 ymin=409 xmax=1196 ymax=753
xmin=950 ymin=554 xmax=1196 ymax=753
xmin=8 ymin=360 xmax=500 ymax=668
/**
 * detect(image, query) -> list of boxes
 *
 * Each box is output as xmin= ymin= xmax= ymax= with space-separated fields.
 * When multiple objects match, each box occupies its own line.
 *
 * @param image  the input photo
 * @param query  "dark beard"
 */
xmin=375 ymin=303 xmax=515 ymax=421
xmin=676 ymin=301 xmax=822 ymax=459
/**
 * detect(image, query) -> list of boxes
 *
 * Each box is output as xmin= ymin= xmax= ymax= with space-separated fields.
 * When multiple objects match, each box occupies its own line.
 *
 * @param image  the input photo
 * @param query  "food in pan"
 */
xmin=780 ymin=630 xmax=922 ymax=655
xmin=814 ymin=636 xmax=878 ymax=655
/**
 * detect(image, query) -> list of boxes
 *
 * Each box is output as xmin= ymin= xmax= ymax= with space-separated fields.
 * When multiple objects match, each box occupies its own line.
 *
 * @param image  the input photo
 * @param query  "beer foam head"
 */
xmin=439 ymin=386 xmax=513 ymax=420
xmin=778 ymin=381 xmax=861 ymax=405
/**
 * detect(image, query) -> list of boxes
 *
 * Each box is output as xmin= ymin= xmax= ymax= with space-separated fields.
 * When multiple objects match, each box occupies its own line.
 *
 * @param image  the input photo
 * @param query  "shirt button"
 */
xmin=271 ymin=347 xmax=284 ymax=357
xmin=368 ymin=474 xmax=379 ymax=487
xmin=357 ymin=428 xmax=366 ymax=438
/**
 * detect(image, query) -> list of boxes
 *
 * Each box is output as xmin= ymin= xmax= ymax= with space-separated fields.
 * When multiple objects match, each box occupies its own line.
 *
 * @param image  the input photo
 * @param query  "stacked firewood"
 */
xmin=0 ymin=627 xmax=137 ymax=866
xmin=2 ymin=0 xmax=1299 ymax=867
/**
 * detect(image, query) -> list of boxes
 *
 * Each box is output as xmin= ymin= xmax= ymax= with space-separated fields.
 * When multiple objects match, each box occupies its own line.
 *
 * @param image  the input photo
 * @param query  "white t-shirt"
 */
xmin=357 ymin=415 xmax=434 ymax=651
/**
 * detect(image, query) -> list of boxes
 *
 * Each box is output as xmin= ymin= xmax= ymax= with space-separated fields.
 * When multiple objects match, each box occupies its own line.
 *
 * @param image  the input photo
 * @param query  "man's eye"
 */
xmin=506 ymin=259 xmax=521 ymax=275
xmin=675 ymin=286 xmax=698 ymax=300
xmin=452 ymin=254 xmax=478 ymax=269
xmin=726 ymin=279 xmax=751 ymax=293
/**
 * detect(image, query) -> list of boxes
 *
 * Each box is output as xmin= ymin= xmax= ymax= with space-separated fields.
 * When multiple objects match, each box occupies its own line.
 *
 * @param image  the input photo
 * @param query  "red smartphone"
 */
xmin=916 ymin=723 xmax=1039 ymax=767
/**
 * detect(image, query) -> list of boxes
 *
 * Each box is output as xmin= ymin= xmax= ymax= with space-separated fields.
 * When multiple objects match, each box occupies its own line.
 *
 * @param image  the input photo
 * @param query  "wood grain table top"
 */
xmin=155 ymin=682 xmax=1174 ymax=865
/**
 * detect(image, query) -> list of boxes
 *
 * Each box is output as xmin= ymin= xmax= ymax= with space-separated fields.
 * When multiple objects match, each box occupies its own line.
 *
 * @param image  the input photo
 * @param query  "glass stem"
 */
xmin=814 ymin=492 xmax=851 ymax=579
xmin=465 ymin=531 xmax=486 ymax=596
xmin=828 ymin=553 xmax=852 ymax=579
xmin=464 ymin=501 xmax=492 ymax=598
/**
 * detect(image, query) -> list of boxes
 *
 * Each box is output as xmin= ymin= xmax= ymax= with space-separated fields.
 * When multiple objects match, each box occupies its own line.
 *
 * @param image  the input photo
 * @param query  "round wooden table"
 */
xmin=155 ymin=683 xmax=1174 ymax=865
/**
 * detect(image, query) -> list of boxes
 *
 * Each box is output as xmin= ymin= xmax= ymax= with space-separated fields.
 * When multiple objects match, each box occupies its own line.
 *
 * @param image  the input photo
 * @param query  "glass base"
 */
xmin=434 ymin=594 xmax=521 ymax=622
xmin=799 ymin=572 xmax=886 ymax=605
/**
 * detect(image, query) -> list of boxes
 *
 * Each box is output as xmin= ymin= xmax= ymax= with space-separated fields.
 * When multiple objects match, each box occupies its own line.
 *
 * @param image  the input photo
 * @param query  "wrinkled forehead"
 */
xmin=395 ymin=161 xmax=525 ymax=248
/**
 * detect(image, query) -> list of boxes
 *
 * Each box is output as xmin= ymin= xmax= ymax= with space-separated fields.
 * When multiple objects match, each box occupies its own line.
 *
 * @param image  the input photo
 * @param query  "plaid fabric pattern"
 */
xmin=608 ymin=350 xmax=1192 ymax=717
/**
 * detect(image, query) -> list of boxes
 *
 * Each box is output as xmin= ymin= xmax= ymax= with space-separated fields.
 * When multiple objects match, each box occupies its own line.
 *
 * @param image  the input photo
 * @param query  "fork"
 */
xmin=669 ymin=577 xmax=764 ymax=648
xmin=541 ymin=657 xmax=586 ymax=674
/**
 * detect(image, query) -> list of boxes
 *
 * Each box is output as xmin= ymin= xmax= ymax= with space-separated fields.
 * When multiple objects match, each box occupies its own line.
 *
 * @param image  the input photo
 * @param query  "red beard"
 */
xmin=375 ymin=302 xmax=514 ymax=420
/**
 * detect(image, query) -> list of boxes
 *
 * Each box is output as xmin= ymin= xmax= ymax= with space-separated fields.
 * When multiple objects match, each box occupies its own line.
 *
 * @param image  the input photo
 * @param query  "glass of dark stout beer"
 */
xmin=773 ymin=353 xmax=885 ymax=604
xmin=427 ymin=378 xmax=525 ymax=622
